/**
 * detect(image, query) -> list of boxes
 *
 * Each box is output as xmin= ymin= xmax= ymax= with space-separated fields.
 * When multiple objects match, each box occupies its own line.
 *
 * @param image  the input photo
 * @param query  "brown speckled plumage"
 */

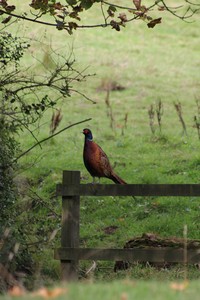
xmin=83 ymin=128 xmax=126 ymax=184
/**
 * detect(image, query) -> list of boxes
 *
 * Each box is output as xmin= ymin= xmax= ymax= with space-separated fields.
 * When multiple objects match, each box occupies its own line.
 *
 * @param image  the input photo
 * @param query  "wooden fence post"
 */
xmin=54 ymin=175 xmax=200 ymax=280
xmin=60 ymin=170 xmax=80 ymax=281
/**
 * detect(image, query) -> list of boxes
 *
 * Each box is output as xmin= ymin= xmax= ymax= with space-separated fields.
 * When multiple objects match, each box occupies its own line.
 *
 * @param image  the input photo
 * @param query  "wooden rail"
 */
xmin=54 ymin=170 xmax=200 ymax=281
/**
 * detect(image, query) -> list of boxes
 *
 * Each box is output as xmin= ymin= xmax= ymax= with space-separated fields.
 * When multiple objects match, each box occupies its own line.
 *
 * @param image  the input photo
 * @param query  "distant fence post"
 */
xmin=60 ymin=170 xmax=80 ymax=281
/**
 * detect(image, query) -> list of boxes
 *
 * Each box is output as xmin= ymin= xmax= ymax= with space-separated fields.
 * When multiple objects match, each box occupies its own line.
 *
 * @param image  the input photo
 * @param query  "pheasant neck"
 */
xmin=85 ymin=132 xmax=93 ymax=141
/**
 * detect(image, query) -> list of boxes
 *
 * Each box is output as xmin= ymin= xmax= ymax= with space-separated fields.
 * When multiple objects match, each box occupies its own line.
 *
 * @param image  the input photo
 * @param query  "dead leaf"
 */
xmin=110 ymin=20 xmax=120 ymax=31
xmin=170 ymin=280 xmax=189 ymax=291
xmin=33 ymin=287 xmax=67 ymax=298
xmin=133 ymin=0 xmax=141 ymax=10
xmin=107 ymin=5 xmax=116 ymax=18
xmin=118 ymin=218 xmax=125 ymax=222
xmin=1 ymin=15 xmax=12 ymax=24
xmin=50 ymin=109 xmax=62 ymax=135
xmin=147 ymin=17 xmax=162 ymax=28
xmin=118 ymin=13 xmax=127 ymax=23
xmin=5 ymin=5 xmax=16 ymax=12
xmin=32 ymin=287 xmax=67 ymax=299
xmin=158 ymin=6 xmax=165 ymax=11
xmin=121 ymin=292 xmax=128 ymax=300
xmin=8 ymin=285 xmax=25 ymax=297
xmin=103 ymin=225 xmax=118 ymax=235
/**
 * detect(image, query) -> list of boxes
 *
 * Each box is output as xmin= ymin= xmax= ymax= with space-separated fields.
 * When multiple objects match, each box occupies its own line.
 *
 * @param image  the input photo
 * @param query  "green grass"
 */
xmin=1 ymin=280 xmax=200 ymax=300
xmin=3 ymin=0 xmax=200 ymax=286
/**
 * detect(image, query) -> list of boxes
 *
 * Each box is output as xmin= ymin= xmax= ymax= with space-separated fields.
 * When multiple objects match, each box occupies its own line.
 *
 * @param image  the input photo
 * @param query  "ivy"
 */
xmin=0 ymin=32 xmax=30 ymax=67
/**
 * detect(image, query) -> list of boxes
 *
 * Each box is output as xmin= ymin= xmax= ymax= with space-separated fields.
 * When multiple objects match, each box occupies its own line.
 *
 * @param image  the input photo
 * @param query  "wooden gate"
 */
xmin=54 ymin=170 xmax=200 ymax=280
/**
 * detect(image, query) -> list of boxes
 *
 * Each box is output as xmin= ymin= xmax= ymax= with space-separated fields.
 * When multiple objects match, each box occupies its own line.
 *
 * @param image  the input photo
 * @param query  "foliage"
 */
xmin=0 ymin=30 xmax=92 ymax=290
xmin=0 ymin=123 xmax=17 ymax=230
xmin=0 ymin=32 xmax=92 ymax=137
xmin=0 ymin=34 xmax=26 ymax=235
xmin=0 ymin=32 xmax=29 ymax=66
xmin=0 ymin=0 xmax=199 ymax=34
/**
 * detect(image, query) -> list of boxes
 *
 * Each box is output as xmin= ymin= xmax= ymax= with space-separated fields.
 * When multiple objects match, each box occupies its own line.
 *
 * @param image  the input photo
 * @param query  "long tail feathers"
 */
xmin=110 ymin=172 xmax=127 ymax=184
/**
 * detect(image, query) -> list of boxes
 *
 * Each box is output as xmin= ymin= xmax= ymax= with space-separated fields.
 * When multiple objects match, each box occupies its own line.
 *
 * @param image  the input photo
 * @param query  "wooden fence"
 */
xmin=54 ymin=170 xmax=200 ymax=281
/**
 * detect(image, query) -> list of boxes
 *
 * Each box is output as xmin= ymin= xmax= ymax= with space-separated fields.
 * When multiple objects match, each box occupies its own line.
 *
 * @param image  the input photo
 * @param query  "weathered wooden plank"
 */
xmin=60 ymin=171 xmax=80 ymax=281
xmin=54 ymin=247 xmax=200 ymax=263
xmin=56 ymin=183 xmax=200 ymax=197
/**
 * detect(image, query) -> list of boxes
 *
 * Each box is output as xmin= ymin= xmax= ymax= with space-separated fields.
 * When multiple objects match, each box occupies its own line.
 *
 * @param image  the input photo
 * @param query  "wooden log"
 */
xmin=54 ymin=247 xmax=200 ymax=264
xmin=60 ymin=170 xmax=80 ymax=281
xmin=56 ymin=183 xmax=200 ymax=197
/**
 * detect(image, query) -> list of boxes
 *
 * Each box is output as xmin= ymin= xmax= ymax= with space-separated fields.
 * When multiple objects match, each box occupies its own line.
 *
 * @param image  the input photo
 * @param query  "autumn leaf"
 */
xmin=68 ymin=21 xmax=78 ymax=30
xmin=8 ymin=285 xmax=67 ymax=298
xmin=121 ymin=292 xmax=128 ymax=300
xmin=147 ymin=17 xmax=162 ymax=28
xmin=53 ymin=3 xmax=64 ymax=10
xmin=29 ymin=0 xmax=48 ymax=10
xmin=118 ymin=13 xmax=127 ymax=23
xmin=158 ymin=6 xmax=165 ymax=11
xmin=110 ymin=20 xmax=120 ymax=31
xmin=0 ymin=0 xmax=8 ymax=9
xmin=5 ymin=5 xmax=16 ymax=12
xmin=103 ymin=225 xmax=118 ymax=235
xmin=107 ymin=5 xmax=116 ymax=17
xmin=170 ymin=280 xmax=189 ymax=291
xmin=69 ymin=11 xmax=81 ymax=20
xmin=1 ymin=15 xmax=12 ymax=23
xmin=33 ymin=287 xmax=67 ymax=298
xmin=133 ymin=0 xmax=141 ymax=10
xmin=8 ymin=285 xmax=25 ymax=297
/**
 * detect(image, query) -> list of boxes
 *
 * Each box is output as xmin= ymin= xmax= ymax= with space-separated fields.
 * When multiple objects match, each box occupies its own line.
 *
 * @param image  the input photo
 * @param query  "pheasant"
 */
xmin=82 ymin=128 xmax=126 ymax=184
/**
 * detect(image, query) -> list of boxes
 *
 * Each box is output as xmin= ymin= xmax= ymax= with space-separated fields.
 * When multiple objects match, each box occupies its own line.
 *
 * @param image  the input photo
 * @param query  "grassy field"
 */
xmin=1 ymin=280 xmax=200 ymax=300
xmin=3 ymin=0 xmax=200 ymax=292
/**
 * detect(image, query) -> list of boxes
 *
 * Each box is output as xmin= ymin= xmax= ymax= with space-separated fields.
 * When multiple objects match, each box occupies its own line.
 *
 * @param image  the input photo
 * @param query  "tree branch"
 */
xmin=1 ymin=0 xmax=197 ymax=32
xmin=160 ymin=0 xmax=199 ymax=20
xmin=13 ymin=118 xmax=92 ymax=164
xmin=0 ymin=9 xmax=58 ymax=27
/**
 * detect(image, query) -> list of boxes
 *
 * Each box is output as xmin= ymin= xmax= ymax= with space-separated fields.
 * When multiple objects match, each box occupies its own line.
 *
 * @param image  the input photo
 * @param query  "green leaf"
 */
xmin=66 ymin=0 xmax=78 ymax=5
xmin=81 ymin=0 xmax=94 ymax=10
xmin=108 ymin=5 xmax=116 ymax=12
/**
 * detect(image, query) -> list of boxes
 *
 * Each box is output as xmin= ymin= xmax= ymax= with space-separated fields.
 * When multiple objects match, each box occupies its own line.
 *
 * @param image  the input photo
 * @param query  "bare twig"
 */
xmin=194 ymin=99 xmax=200 ymax=140
xmin=0 ymin=0 xmax=196 ymax=33
xmin=13 ymin=118 xmax=92 ymax=164
xmin=85 ymin=261 xmax=97 ymax=277
xmin=69 ymin=89 xmax=96 ymax=104
xmin=174 ymin=102 xmax=187 ymax=135
xmin=121 ymin=113 xmax=128 ymax=136
xmin=160 ymin=0 xmax=199 ymax=21
xmin=105 ymin=90 xmax=115 ymax=130
xmin=100 ymin=1 xmax=107 ymax=25
xmin=183 ymin=225 xmax=188 ymax=282
xmin=148 ymin=104 xmax=155 ymax=135
xmin=194 ymin=116 xmax=200 ymax=140
xmin=50 ymin=109 xmax=62 ymax=135
xmin=28 ymin=189 xmax=60 ymax=218
xmin=156 ymin=99 xmax=163 ymax=133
